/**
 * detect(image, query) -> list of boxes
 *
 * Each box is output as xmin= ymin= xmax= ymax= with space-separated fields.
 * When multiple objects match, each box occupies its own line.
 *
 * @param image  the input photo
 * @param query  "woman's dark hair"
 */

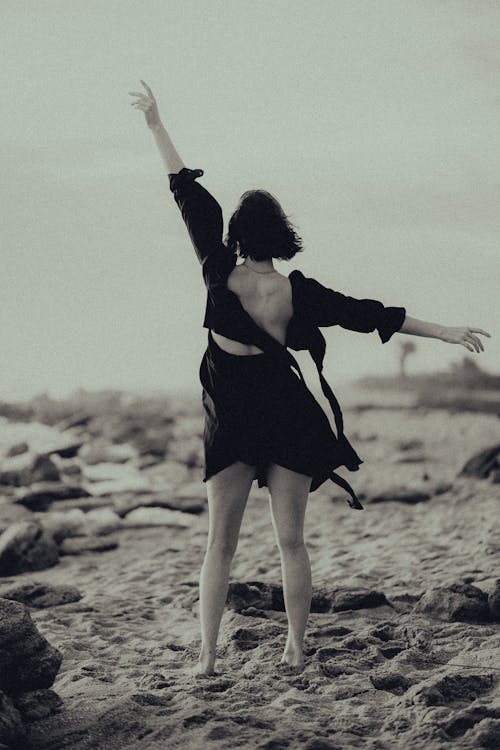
xmin=224 ymin=189 xmax=304 ymax=262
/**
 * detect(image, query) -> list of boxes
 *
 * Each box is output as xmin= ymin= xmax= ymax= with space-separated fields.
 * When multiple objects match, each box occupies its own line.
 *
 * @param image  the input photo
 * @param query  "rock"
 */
xmin=38 ymin=441 xmax=83 ymax=459
xmin=55 ymin=411 xmax=92 ymax=431
xmin=226 ymin=581 xmax=391 ymax=614
xmin=0 ymin=452 xmax=36 ymax=487
xmin=85 ymin=476 xmax=151 ymax=497
xmin=82 ymin=462 xmax=136 ymax=483
xmin=487 ymin=579 xmax=500 ymax=620
xmin=0 ymin=521 xmax=59 ymax=576
xmin=5 ymin=442 xmax=29 ymax=458
xmin=432 ymin=482 xmax=453 ymax=496
xmin=50 ymin=455 xmax=83 ymax=479
xmin=395 ymin=452 xmax=427 ymax=464
xmin=59 ymin=535 xmax=119 ymax=555
xmin=14 ymin=482 xmax=90 ymax=512
xmin=490 ymin=468 xmax=500 ymax=484
xmin=397 ymin=439 xmax=424 ymax=451
xmin=78 ymin=440 xmax=136 ymax=465
xmin=369 ymin=487 xmax=431 ymax=504
xmin=122 ymin=507 xmax=196 ymax=528
xmin=0 ymin=502 xmax=32 ymax=534
xmin=413 ymin=582 xmax=492 ymax=623
xmin=28 ymin=454 xmax=61 ymax=483
xmin=401 ymin=671 xmax=496 ymax=708
xmin=458 ymin=443 xmax=500 ymax=480
xmin=326 ymin=588 xmax=392 ymax=613
xmin=0 ymin=690 xmax=26 ymax=748
xmin=0 ymin=598 xmax=63 ymax=693
xmin=136 ymin=453 xmax=164 ymax=469
xmin=113 ymin=492 xmax=205 ymax=518
xmin=84 ymin=507 xmax=122 ymax=535
xmin=41 ymin=496 xmax=112 ymax=514
xmin=144 ymin=460 xmax=192 ymax=490
xmin=0 ymin=581 xmax=81 ymax=608
xmin=134 ymin=431 xmax=169 ymax=459
xmin=12 ymin=688 xmax=63 ymax=722
xmin=37 ymin=508 xmax=88 ymax=543
xmin=0 ymin=453 xmax=60 ymax=487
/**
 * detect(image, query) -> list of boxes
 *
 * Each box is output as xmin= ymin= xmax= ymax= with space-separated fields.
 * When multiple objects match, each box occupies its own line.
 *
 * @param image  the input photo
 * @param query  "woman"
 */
xmin=130 ymin=81 xmax=491 ymax=676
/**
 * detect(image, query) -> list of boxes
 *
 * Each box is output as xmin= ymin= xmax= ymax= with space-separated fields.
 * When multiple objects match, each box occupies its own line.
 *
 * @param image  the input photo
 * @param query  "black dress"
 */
xmin=168 ymin=167 xmax=407 ymax=511
xmin=199 ymin=328 xmax=364 ymax=495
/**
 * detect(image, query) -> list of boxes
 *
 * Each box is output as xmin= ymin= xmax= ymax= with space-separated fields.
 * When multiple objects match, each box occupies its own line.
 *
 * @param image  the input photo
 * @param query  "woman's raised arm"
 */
xmin=129 ymin=80 xmax=185 ymax=174
xmin=129 ymin=80 xmax=234 ymax=280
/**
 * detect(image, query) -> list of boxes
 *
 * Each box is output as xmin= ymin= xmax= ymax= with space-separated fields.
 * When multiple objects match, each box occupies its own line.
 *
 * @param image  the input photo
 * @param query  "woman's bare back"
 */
xmin=210 ymin=264 xmax=294 ymax=355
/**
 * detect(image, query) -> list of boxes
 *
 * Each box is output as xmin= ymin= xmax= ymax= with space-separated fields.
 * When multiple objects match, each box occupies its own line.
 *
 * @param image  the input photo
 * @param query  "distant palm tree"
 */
xmin=399 ymin=340 xmax=416 ymax=379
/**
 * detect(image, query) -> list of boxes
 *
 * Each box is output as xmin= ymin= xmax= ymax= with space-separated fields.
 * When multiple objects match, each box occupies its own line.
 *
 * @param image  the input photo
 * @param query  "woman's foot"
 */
xmin=192 ymin=648 xmax=216 ymax=676
xmin=280 ymin=643 xmax=305 ymax=669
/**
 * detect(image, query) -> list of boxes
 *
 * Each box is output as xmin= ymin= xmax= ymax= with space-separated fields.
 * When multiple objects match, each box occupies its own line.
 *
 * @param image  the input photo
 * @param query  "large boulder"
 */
xmin=0 ymin=598 xmax=63 ymax=693
xmin=0 ymin=502 xmax=32 ymax=535
xmin=413 ymin=582 xmax=492 ymax=623
xmin=0 ymin=690 xmax=26 ymax=749
xmin=0 ymin=581 xmax=81 ymax=608
xmin=487 ymin=579 xmax=500 ymax=621
xmin=458 ymin=443 xmax=500 ymax=480
xmin=0 ymin=599 xmax=63 ymax=745
xmin=0 ymin=521 xmax=59 ymax=576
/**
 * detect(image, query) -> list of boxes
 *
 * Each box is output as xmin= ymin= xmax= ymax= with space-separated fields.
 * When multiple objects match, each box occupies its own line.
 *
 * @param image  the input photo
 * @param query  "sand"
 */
xmin=1 ymin=405 xmax=500 ymax=749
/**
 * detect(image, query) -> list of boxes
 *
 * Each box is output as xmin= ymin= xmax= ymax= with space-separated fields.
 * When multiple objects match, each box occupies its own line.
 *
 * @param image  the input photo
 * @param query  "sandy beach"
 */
xmin=0 ymin=387 xmax=499 ymax=750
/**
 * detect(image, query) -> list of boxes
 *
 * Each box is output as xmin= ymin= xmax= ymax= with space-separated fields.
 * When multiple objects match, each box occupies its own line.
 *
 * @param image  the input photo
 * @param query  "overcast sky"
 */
xmin=2 ymin=0 xmax=499 ymax=401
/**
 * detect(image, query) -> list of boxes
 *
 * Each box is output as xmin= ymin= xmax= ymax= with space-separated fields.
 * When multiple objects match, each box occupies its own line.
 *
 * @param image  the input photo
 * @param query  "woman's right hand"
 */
xmin=439 ymin=326 xmax=491 ymax=353
xmin=129 ymin=79 xmax=162 ymax=130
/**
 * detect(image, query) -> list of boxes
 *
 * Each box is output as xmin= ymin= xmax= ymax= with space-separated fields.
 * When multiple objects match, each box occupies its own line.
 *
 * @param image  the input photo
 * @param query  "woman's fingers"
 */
xmin=128 ymin=91 xmax=147 ymax=98
xmin=140 ymin=79 xmax=155 ymax=98
xmin=471 ymin=328 xmax=491 ymax=337
xmin=465 ymin=333 xmax=483 ymax=352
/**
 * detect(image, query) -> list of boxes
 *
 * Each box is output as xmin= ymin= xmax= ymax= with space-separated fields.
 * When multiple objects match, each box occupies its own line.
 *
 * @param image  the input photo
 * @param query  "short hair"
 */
xmin=225 ymin=189 xmax=304 ymax=262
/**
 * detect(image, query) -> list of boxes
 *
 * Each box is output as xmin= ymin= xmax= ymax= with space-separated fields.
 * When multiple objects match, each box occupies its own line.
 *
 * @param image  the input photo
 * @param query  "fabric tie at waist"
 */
xmin=284 ymin=349 xmax=364 ymax=511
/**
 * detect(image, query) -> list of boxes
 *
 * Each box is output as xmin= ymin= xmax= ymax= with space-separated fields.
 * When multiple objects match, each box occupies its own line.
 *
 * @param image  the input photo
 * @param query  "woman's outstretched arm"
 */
xmin=301 ymin=274 xmax=491 ymax=354
xmin=399 ymin=315 xmax=490 ymax=353
xmin=129 ymin=79 xmax=185 ymax=173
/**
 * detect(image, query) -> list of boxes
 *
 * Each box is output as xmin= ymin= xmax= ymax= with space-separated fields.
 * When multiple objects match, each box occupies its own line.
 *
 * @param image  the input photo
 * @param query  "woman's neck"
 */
xmin=241 ymin=258 xmax=276 ymax=274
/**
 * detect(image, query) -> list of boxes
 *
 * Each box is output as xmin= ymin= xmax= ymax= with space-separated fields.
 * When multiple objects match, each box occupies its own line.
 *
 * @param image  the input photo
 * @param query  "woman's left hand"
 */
xmin=129 ymin=80 xmax=162 ymax=129
xmin=439 ymin=325 xmax=490 ymax=352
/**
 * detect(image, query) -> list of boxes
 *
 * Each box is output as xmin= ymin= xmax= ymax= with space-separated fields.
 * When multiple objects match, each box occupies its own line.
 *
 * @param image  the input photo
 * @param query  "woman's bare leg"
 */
xmin=267 ymin=462 xmax=312 ymax=668
xmin=196 ymin=461 xmax=256 ymax=675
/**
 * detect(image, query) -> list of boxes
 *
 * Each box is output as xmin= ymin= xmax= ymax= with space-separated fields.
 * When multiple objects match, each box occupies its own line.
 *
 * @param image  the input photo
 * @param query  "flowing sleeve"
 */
xmin=302 ymin=275 xmax=406 ymax=344
xmin=168 ymin=167 xmax=235 ymax=286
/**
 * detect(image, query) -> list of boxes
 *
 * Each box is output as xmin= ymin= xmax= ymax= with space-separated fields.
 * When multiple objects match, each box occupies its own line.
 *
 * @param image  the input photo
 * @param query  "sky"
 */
xmin=2 ymin=0 xmax=499 ymax=401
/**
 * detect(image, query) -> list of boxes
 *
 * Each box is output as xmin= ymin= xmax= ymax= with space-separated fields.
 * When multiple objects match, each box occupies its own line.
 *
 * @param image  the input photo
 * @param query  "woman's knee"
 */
xmin=276 ymin=533 xmax=306 ymax=552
